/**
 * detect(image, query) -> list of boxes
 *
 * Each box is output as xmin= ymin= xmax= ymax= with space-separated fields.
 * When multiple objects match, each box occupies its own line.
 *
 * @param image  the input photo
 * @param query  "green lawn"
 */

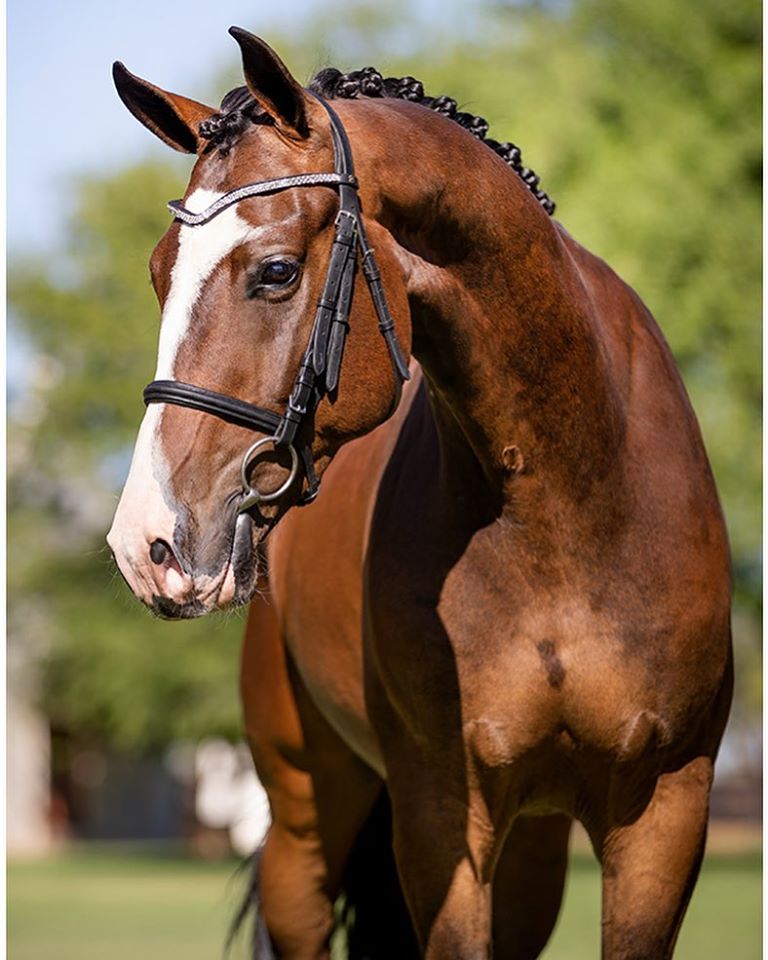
xmin=8 ymin=846 xmax=761 ymax=959
xmin=8 ymin=847 xmax=248 ymax=960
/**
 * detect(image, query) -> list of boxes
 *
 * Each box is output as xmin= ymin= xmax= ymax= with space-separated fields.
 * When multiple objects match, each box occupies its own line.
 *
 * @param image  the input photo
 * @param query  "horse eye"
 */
xmin=248 ymin=258 xmax=300 ymax=298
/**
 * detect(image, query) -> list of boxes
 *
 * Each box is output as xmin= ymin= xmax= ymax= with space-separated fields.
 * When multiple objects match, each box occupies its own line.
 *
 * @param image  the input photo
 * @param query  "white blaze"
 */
xmin=155 ymin=188 xmax=262 ymax=378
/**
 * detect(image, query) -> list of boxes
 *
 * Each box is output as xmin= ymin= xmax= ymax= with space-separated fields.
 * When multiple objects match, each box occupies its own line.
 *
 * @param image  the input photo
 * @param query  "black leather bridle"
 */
xmin=143 ymin=96 xmax=410 ymax=512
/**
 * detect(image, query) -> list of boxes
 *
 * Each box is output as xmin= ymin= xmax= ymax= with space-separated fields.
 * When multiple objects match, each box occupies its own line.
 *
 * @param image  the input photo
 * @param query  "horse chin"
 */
xmin=149 ymin=582 xmax=256 ymax=619
xmin=150 ymin=594 xmax=211 ymax=620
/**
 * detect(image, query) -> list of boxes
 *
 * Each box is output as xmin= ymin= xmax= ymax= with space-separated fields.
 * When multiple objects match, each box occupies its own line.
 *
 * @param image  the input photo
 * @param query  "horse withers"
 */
xmin=107 ymin=29 xmax=733 ymax=959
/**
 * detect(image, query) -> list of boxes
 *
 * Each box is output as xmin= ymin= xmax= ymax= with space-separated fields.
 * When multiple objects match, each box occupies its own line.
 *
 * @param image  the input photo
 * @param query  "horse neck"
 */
xmin=349 ymin=100 xmax=625 ymax=517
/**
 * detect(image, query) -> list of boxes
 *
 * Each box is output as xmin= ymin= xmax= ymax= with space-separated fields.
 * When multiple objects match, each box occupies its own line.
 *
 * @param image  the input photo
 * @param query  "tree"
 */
xmin=9 ymin=163 xmax=244 ymax=751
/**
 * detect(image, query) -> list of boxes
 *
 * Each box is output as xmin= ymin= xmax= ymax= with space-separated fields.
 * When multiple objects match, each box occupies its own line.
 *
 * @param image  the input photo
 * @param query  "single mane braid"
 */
xmin=200 ymin=70 xmax=555 ymax=215
xmin=310 ymin=66 xmax=555 ymax=215
xmin=199 ymin=87 xmax=274 ymax=155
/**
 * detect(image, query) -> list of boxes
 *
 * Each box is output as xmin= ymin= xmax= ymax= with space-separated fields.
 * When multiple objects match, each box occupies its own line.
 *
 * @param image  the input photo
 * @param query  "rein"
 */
xmin=143 ymin=95 xmax=410 ymax=512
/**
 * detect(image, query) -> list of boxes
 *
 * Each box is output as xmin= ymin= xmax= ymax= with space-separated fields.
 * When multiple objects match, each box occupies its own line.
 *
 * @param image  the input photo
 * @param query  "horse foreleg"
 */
xmin=595 ymin=755 xmax=714 ymax=960
xmin=241 ymin=597 xmax=381 ymax=960
xmin=492 ymin=813 xmax=572 ymax=959
xmin=385 ymin=762 xmax=496 ymax=960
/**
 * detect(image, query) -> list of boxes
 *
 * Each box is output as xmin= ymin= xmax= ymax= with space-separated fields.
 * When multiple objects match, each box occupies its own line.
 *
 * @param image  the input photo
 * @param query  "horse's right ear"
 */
xmin=112 ymin=62 xmax=216 ymax=154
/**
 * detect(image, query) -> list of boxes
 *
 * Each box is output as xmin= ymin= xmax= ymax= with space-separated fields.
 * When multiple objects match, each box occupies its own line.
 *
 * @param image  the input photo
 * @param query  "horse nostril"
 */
xmin=149 ymin=539 xmax=171 ymax=566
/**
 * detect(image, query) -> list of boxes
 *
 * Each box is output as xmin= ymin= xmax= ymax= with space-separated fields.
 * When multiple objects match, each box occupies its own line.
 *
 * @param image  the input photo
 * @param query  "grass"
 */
xmin=8 ymin=846 xmax=248 ymax=960
xmin=8 ymin=844 xmax=761 ymax=959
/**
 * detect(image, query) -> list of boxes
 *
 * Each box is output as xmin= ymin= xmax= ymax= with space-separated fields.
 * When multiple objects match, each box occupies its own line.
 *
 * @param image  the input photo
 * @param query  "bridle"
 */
xmin=143 ymin=95 xmax=410 ymax=512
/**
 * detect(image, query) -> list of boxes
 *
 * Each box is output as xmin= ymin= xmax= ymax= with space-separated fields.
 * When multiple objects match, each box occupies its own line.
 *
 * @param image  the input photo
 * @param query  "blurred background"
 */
xmin=7 ymin=0 xmax=760 ymax=957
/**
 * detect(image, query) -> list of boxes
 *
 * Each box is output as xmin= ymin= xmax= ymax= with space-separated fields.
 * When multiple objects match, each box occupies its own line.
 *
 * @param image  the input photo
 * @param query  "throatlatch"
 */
xmin=143 ymin=95 xmax=410 ymax=511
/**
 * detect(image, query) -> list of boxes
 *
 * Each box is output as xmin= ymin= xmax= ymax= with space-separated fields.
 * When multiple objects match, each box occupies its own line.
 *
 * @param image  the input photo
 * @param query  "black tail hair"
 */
xmin=225 ymin=847 xmax=275 ymax=959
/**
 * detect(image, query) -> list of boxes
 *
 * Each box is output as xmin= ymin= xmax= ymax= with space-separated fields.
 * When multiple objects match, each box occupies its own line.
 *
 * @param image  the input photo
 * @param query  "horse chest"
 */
xmin=364 ymin=521 xmax=706 ymax=773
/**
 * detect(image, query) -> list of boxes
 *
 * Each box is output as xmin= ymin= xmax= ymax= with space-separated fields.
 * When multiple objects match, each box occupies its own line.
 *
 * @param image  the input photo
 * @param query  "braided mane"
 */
xmin=200 ymin=68 xmax=555 ymax=215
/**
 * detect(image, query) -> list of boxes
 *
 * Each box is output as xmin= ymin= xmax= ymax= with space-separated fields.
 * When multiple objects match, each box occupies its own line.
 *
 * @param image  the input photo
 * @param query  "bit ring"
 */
xmin=239 ymin=437 xmax=299 ymax=511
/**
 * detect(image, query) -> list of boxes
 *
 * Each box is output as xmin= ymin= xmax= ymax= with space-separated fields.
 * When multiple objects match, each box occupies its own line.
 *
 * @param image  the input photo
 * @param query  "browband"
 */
xmin=167 ymin=172 xmax=358 ymax=226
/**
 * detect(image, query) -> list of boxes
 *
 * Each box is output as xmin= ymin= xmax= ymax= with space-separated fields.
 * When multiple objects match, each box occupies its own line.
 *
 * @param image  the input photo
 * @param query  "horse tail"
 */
xmin=225 ymin=847 xmax=274 ymax=960
xmin=339 ymin=788 xmax=421 ymax=959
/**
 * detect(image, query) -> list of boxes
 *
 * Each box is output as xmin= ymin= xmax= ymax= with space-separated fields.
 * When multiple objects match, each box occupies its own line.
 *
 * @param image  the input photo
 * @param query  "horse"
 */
xmin=107 ymin=29 xmax=733 ymax=959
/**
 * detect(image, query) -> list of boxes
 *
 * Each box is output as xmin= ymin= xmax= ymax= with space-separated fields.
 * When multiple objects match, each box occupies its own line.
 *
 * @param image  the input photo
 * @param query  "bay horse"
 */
xmin=107 ymin=29 xmax=733 ymax=959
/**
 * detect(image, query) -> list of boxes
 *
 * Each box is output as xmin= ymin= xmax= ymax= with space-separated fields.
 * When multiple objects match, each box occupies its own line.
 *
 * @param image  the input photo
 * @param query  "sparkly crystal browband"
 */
xmin=167 ymin=172 xmax=358 ymax=226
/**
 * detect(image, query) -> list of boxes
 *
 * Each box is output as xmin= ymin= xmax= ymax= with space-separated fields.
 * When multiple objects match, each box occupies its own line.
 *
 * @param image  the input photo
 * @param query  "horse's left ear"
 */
xmin=113 ymin=62 xmax=217 ymax=153
xmin=229 ymin=28 xmax=310 ymax=139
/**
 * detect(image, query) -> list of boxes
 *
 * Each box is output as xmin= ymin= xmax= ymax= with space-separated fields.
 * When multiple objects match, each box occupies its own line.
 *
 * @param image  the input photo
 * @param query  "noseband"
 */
xmin=143 ymin=96 xmax=410 ymax=512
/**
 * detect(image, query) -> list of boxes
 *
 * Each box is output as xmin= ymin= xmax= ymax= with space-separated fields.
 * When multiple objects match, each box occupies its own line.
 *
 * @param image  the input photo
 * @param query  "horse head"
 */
xmin=107 ymin=30 xmax=412 ymax=618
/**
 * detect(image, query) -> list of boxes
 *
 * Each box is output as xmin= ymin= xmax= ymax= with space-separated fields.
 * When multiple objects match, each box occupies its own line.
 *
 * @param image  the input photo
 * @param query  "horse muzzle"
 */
xmin=108 ymin=508 xmax=260 ymax=620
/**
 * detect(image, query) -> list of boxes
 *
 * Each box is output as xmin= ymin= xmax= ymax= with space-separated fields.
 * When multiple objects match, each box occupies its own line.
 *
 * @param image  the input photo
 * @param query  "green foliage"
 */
xmin=8 ymin=0 xmax=760 ymax=750
xmin=9 ymin=162 xmax=245 ymax=750
xmin=11 ymin=162 xmax=186 ymax=454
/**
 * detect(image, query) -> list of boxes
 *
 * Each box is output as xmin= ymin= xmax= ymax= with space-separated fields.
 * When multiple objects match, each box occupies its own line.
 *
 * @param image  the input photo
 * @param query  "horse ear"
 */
xmin=112 ymin=62 xmax=216 ymax=154
xmin=228 ymin=28 xmax=309 ymax=139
